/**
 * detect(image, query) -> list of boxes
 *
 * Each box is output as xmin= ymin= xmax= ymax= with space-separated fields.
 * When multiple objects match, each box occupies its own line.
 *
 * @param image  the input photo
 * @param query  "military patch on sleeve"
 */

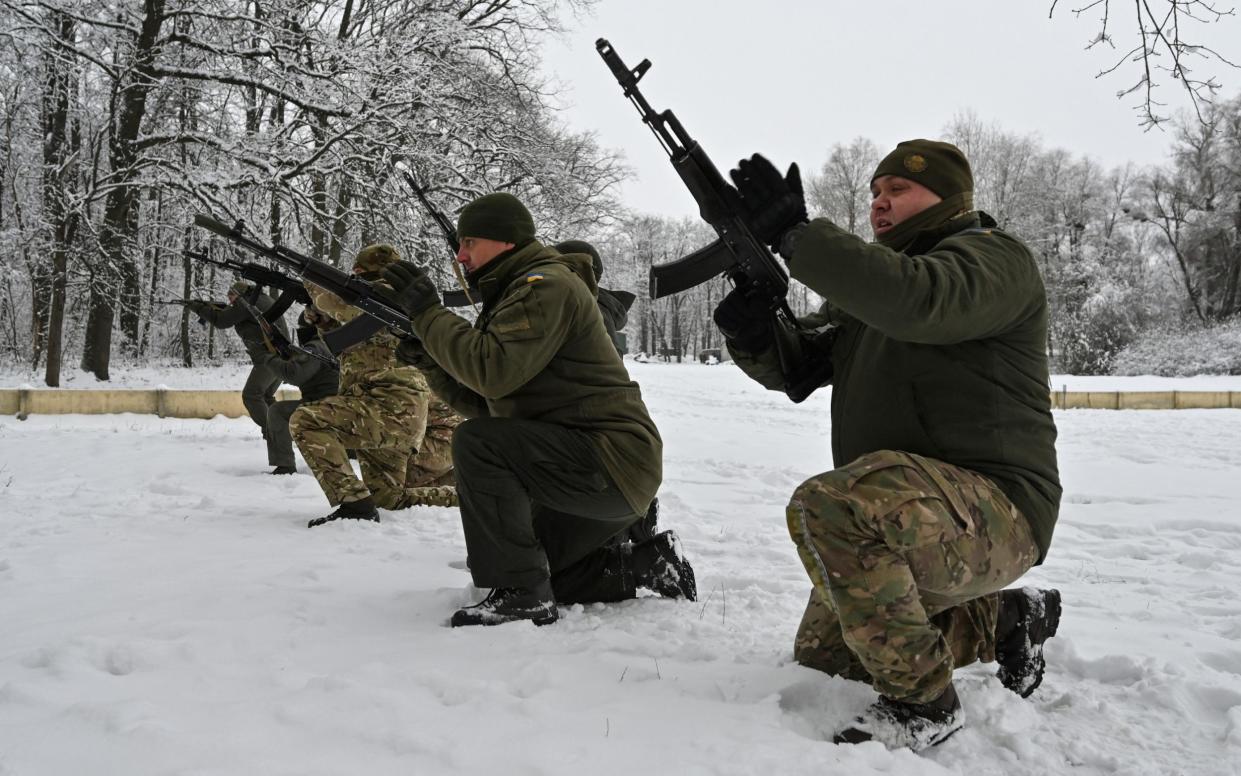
xmin=959 ymin=227 xmax=993 ymax=236
xmin=525 ymin=273 xmax=545 ymax=283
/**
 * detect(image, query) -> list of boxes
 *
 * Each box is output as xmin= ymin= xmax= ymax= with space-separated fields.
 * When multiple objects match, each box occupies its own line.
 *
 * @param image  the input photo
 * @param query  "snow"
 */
xmin=1 ymin=361 xmax=1240 ymax=775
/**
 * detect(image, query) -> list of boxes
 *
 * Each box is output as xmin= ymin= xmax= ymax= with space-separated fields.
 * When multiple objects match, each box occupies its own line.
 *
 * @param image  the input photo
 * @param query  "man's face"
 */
xmin=870 ymin=175 xmax=943 ymax=238
xmin=456 ymin=236 xmax=515 ymax=273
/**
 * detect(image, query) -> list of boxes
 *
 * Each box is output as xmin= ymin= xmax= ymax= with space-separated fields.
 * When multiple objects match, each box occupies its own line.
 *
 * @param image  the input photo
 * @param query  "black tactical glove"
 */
xmin=729 ymin=154 xmax=808 ymax=252
xmin=395 ymin=337 xmax=438 ymax=371
xmin=713 ymin=286 xmax=776 ymax=353
xmin=380 ymin=261 xmax=440 ymax=317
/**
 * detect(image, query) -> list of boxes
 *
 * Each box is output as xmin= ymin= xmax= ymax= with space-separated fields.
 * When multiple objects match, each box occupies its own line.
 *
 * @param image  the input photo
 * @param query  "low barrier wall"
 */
xmin=1 ymin=388 xmax=1239 ymax=418
xmin=1 ymin=388 xmax=302 ymax=419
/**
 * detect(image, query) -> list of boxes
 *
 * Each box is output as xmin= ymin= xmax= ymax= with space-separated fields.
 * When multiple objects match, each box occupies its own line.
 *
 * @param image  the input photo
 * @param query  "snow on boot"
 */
xmin=833 ymin=683 xmax=963 ymax=752
xmin=627 ymin=498 xmax=660 ymax=543
xmin=450 ymin=580 xmax=558 ymax=627
xmin=996 ymin=587 xmax=1062 ymax=697
xmin=308 ymin=497 xmax=380 ymax=528
xmin=270 ymin=465 xmax=296 ymax=475
xmin=632 ymin=530 xmax=697 ymax=601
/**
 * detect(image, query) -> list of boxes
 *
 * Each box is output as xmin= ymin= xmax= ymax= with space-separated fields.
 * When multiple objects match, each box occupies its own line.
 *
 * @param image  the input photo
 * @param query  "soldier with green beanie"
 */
xmin=714 ymin=140 xmax=1063 ymax=751
xmin=185 ymin=281 xmax=290 ymax=459
xmin=289 ymin=243 xmax=447 ymax=528
xmin=378 ymin=191 xmax=696 ymax=627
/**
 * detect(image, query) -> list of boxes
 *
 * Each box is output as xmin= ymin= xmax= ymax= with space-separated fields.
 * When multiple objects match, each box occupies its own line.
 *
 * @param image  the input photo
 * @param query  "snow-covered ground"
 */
xmin=1 ymin=361 xmax=1239 ymax=775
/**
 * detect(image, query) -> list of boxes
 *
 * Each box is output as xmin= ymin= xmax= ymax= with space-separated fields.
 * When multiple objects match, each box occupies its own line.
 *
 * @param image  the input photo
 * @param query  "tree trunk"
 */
xmin=88 ymin=0 xmax=166 ymax=376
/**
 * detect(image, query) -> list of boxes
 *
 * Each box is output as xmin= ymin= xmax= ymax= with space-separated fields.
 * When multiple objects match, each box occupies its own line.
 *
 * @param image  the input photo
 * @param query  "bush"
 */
xmin=1110 ymin=318 xmax=1241 ymax=376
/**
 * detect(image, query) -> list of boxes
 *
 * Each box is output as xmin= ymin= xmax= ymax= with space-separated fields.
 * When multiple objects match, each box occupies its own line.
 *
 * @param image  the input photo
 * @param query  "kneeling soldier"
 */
xmin=382 ymin=193 xmax=695 ymax=626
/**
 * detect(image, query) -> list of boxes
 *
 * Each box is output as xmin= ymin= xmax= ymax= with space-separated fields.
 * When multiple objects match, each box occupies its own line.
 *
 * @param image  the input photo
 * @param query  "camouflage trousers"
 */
xmin=787 ymin=450 xmax=1039 ymax=704
xmin=289 ymin=382 xmax=428 ymax=509
xmin=404 ymin=398 xmax=461 ymax=495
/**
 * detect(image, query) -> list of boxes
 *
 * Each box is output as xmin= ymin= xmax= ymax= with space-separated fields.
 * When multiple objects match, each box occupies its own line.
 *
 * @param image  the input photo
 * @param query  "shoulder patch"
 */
xmin=525 ymin=273 xmax=545 ymax=283
xmin=958 ymin=227 xmax=993 ymax=236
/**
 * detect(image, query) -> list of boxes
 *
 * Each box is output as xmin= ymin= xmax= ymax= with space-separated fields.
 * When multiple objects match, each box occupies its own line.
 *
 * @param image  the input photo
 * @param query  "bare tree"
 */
xmin=1050 ymin=0 xmax=1240 ymax=128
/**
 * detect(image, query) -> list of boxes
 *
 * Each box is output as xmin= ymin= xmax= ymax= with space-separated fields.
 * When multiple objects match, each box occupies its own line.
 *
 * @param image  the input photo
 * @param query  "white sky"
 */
xmin=540 ymin=0 xmax=1241 ymax=218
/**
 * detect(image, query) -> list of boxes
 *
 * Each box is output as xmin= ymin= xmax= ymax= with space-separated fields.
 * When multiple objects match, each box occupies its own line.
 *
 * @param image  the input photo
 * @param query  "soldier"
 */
xmin=716 ymin=141 xmax=1063 ymax=750
xmin=289 ymin=244 xmax=442 ymax=527
xmin=186 ymin=282 xmax=290 ymax=447
xmin=256 ymin=306 xmax=340 ymax=475
xmin=380 ymin=193 xmax=696 ymax=627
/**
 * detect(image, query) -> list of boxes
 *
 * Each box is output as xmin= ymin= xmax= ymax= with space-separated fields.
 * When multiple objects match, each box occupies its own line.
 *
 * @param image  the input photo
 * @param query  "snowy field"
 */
xmin=1 ymin=361 xmax=1240 ymax=775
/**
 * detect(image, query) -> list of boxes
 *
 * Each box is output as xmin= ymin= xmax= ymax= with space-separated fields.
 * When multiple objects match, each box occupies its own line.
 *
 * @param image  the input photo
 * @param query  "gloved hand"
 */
xmin=395 ymin=337 xmax=438 ymax=371
xmin=380 ymin=261 xmax=440 ymax=317
xmin=713 ymin=286 xmax=775 ymax=353
xmin=729 ymin=154 xmax=808 ymax=252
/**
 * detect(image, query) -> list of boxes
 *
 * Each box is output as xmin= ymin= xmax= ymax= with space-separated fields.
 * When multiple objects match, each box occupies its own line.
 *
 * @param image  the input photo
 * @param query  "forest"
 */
xmin=0 ymin=0 xmax=1238 ymax=383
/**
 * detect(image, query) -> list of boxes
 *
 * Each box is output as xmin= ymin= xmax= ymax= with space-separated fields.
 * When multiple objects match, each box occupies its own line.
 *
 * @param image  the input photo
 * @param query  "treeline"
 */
xmin=0 ymin=0 xmax=620 ymax=383
xmin=1 ymin=2 xmax=1237 ymax=381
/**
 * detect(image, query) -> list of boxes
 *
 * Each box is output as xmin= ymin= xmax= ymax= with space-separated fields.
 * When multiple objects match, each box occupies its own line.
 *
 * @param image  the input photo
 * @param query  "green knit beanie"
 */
xmin=457 ymin=193 xmax=536 ymax=244
xmin=872 ymin=139 xmax=974 ymax=202
xmin=553 ymin=240 xmax=603 ymax=280
xmin=229 ymin=281 xmax=253 ymax=296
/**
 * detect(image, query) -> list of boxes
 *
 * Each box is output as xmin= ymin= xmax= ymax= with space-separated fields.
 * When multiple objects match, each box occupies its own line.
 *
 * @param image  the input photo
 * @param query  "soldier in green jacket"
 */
xmin=380 ymin=193 xmax=696 ymax=627
xmin=257 ymin=306 xmax=340 ymax=475
xmin=717 ymin=140 xmax=1063 ymax=751
xmin=186 ymin=282 xmax=290 ymax=447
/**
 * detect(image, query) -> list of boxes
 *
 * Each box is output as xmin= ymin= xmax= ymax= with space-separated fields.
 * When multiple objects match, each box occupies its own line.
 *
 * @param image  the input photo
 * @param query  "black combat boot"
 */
xmin=308 ymin=497 xmax=380 ymax=528
xmin=270 ymin=465 xmax=296 ymax=475
xmin=995 ymin=587 xmax=1062 ymax=697
xmin=632 ymin=530 xmax=697 ymax=601
xmin=627 ymin=498 xmax=660 ymax=543
xmin=450 ymin=580 xmax=558 ymax=627
xmin=834 ymin=683 xmax=963 ymax=752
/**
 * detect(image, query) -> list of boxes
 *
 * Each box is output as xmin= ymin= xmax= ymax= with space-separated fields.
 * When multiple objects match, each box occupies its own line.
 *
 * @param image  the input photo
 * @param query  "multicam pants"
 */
xmin=787 ymin=449 xmax=1039 ymax=704
xmin=404 ymin=398 xmax=461 ymax=489
xmin=289 ymin=383 xmax=428 ymax=509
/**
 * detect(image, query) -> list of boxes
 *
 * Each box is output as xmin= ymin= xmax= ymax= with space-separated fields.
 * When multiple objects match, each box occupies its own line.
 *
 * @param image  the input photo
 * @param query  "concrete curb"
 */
xmin=2 ymin=388 xmax=303 ymax=420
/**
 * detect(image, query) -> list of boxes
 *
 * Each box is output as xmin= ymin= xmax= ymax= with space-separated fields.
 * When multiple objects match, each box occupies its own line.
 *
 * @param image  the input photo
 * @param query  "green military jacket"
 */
xmin=193 ymin=291 xmax=289 ymax=362
xmin=410 ymin=240 xmax=662 ymax=515
xmin=258 ymin=339 xmax=339 ymax=404
xmin=307 ymin=283 xmax=429 ymax=398
xmin=731 ymin=212 xmax=1061 ymax=562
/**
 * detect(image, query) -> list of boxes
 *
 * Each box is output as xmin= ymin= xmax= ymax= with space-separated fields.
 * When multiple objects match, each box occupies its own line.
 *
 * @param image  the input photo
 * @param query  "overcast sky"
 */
xmin=539 ymin=0 xmax=1241 ymax=218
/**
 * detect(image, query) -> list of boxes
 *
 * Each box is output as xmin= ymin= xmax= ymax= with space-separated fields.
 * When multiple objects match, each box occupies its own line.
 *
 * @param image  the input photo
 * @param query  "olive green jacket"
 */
xmin=731 ymin=212 xmax=1061 ymax=562
xmin=410 ymin=240 xmax=662 ymax=514
xmin=192 ymin=292 xmax=289 ymax=362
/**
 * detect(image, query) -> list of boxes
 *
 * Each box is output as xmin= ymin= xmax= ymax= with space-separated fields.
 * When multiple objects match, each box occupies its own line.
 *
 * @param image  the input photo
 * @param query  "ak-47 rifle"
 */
xmin=596 ymin=39 xmax=829 ymax=402
xmin=398 ymin=170 xmax=479 ymax=308
xmin=193 ymin=215 xmax=416 ymax=346
xmin=185 ymin=248 xmax=304 ymax=295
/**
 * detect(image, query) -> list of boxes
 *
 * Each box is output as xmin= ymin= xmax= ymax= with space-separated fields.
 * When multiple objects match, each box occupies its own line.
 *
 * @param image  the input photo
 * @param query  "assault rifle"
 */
xmin=185 ymin=248 xmax=304 ymax=295
xmin=596 ymin=39 xmax=830 ymax=402
xmin=193 ymin=215 xmax=416 ymax=348
xmin=398 ymin=170 xmax=479 ymax=308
